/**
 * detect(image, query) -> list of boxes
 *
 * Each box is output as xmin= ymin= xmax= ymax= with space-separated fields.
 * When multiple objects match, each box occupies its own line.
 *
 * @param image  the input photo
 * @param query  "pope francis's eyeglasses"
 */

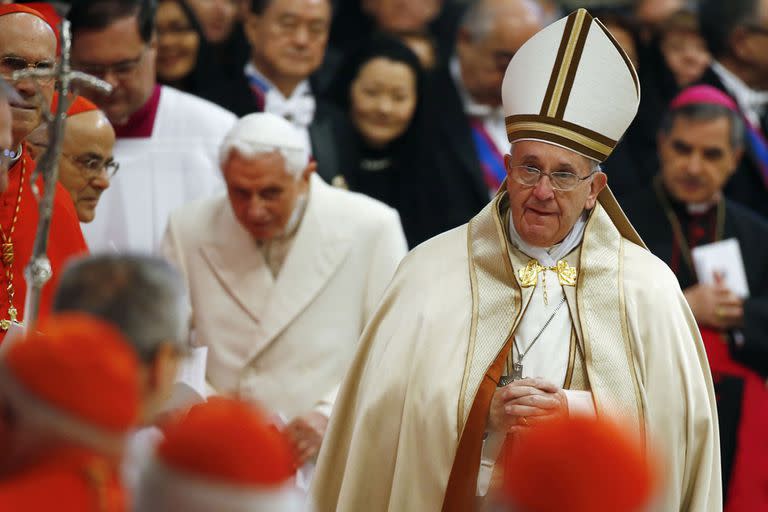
xmin=509 ymin=165 xmax=597 ymax=192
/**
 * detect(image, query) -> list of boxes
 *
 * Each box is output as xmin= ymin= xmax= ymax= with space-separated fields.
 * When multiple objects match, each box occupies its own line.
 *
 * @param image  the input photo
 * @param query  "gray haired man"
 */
xmin=53 ymin=253 xmax=190 ymax=490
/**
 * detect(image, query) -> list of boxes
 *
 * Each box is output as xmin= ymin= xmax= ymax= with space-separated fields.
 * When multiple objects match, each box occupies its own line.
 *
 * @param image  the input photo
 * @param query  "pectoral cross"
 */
xmin=499 ymin=363 xmax=524 ymax=387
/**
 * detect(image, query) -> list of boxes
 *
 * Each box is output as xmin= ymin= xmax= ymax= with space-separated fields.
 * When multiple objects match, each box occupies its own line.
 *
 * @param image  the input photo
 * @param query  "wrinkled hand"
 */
xmin=684 ymin=278 xmax=743 ymax=329
xmin=487 ymin=377 xmax=567 ymax=435
xmin=285 ymin=411 xmax=328 ymax=464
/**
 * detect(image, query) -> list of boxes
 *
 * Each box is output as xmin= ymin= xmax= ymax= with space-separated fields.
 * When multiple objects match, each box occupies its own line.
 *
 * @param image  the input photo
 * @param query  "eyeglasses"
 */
xmin=0 ymin=55 xmax=56 ymax=85
xmin=509 ymin=165 xmax=597 ymax=191
xmin=63 ymin=153 xmax=120 ymax=179
xmin=72 ymin=46 xmax=149 ymax=81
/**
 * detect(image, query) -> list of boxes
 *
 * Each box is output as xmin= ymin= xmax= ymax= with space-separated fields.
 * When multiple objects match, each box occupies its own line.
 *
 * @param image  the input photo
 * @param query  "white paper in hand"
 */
xmin=691 ymin=238 xmax=750 ymax=298
xmin=162 ymin=346 xmax=209 ymax=412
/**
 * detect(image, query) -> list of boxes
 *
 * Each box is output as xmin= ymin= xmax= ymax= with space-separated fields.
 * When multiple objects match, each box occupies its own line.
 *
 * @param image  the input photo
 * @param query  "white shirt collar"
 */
xmin=450 ymin=56 xmax=505 ymax=120
xmin=244 ymin=62 xmax=316 ymax=128
xmin=507 ymin=210 xmax=588 ymax=267
xmin=711 ymin=61 xmax=768 ymax=124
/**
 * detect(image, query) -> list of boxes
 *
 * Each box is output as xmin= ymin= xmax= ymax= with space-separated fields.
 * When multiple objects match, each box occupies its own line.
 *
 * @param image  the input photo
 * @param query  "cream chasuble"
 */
xmin=311 ymin=189 xmax=721 ymax=512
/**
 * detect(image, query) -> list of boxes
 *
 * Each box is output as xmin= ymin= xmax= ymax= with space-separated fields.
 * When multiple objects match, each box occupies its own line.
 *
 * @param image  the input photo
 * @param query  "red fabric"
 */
xmin=0 ymin=3 xmax=49 ymax=20
xmin=500 ymin=416 xmax=656 ymax=512
xmin=0 ymin=148 xmax=88 ymax=344
xmin=114 ymin=85 xmax=161 ymax=138
xmin=5 ymin=313 xmax=140 ymax=432
xmin=0 ymin=446 xmax=126 ymax=512
xmin=159 ymin=398 xmax=296 ymax=487
xmin=50 ymin=93 xmax=99 ymax=117
xmin=699 ymin=327 xmax=768 ymax=512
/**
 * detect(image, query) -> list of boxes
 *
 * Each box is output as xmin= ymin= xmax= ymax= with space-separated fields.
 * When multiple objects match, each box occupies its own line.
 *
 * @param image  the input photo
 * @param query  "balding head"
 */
xmin=457 ymin=0 xmax=543 ymax=107
xmin=0 ymin=11 xmax=57 ymax=146
xmin=59 ymin=108 xmax=116 ymax=222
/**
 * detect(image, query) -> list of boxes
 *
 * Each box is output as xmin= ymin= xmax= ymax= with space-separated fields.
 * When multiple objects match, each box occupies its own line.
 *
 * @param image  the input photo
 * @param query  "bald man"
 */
xmin=28 ymin=97 xmax=116 ymax=223
xmin=0 ymin=4 xmax=88 ymax=340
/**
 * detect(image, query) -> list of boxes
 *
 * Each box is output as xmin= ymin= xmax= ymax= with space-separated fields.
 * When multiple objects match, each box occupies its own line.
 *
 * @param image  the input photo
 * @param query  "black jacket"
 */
xmin=622 ymin=183 xmax=768 ymax=377
xmin=418 ymin=66 xmax=491 ymax=239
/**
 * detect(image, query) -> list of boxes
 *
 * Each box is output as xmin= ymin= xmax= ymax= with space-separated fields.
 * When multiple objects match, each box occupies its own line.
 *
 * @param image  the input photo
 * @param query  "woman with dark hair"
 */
xmin=331 ymin=34 xmax=430 ymax=246
xmin=155 ymin=0 xmax=217 ymax=96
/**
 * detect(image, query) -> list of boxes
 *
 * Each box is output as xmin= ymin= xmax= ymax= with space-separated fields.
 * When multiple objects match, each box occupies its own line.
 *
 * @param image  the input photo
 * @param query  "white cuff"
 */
xmin=563 ymin=389 xmax=596 ymax=417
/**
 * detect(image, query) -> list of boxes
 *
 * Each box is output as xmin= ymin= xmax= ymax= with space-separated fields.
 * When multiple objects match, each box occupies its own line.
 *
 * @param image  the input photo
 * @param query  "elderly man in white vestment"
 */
xmin=162 ymin=112 xmax=407 ymax=464
xmin=69 ymin=0 xmax=237 ymax=253
xmin=311 ymin=9 xmax=721 ymax=512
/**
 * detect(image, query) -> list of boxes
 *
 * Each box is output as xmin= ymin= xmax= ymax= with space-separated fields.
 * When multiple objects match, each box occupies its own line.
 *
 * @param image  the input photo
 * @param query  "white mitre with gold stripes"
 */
xmin=502 ymin=8 xmax=640 ymax=162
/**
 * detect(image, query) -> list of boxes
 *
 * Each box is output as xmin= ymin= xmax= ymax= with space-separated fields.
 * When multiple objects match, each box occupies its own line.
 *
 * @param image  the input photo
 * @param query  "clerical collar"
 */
xmin=658 ymin=179 xmax=720 ymax=216
xmin=507 ymin=211 xmax=588 ymax=267
xmin=114 ymin=85 xmax=162 ymax=139
xmin=711 ymin=61 xmax=768 ymax=126
xmin=449 ymin=56 xmax=504 ymax=120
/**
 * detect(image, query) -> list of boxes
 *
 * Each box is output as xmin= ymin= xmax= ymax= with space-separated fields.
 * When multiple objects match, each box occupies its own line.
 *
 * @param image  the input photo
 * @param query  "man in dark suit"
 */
xmin=205 ymin=0 xmax=353 ymax=182
xmin=697 ymin=0 xmax=768 ymax=218
xmin=420 ymin=0 xmax=543 ymax=238
xmin=622 ymin=86 xmax=768 ymax=509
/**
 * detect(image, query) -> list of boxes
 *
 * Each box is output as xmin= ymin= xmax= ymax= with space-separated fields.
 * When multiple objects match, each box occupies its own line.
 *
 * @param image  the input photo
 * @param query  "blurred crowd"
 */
xmin=0 ymin=0 xmax=766 ymax=510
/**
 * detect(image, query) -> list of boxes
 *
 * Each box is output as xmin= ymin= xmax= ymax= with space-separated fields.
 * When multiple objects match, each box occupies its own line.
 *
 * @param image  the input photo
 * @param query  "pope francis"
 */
xmin=311 ymin=9 xmax=721 ymax=512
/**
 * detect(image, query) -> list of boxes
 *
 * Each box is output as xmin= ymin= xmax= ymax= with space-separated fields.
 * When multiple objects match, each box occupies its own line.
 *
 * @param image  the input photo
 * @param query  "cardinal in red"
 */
xmin=0 ymin=4 xmax=88 ymax=342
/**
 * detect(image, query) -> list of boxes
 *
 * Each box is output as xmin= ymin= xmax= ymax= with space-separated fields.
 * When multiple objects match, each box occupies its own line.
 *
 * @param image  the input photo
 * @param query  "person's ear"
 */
xmin=728 ymin=26 xmax=751 ymax=61
xmin=585 ymin=171 xmax=607 ymax=210
xmin=456 ymin=27 xmax=476 ymax=58
xmin=148 ymin=342 xmax=179 ymax=392
xmin=728 ymin=145 xmax=745 ymax=177
xmin=297 ymin=160 xmax=316 ymax=194
xmin=302 ymin=160 xmax=316 ymax=182
xmin=243 ymin=14 xmax=262 ymax=47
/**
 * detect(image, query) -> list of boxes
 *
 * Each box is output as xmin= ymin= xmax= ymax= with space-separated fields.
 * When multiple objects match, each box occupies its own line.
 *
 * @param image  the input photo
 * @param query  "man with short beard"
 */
xmin=0 ymin=4 xmax=88 ymax=342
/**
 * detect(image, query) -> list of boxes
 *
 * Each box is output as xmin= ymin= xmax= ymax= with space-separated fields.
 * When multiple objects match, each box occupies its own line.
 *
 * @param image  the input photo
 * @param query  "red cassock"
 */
xmin=700 ymin=327 xmax=768 ymax=511
xmin=0 ymin=146 xmax=88 ymax=342
xmin=0 ymin=447 xmax=127 ymax=512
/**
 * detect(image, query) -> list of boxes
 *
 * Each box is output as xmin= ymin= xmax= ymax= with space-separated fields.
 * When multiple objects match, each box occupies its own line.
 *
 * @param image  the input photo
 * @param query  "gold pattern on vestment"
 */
xmin=518 ymin=259 xmax=577 ymax=304
xmin=518 ymin=259 xmax=578 ymax=288
xmin=0 ymin=157 xmax=25 ymax=331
